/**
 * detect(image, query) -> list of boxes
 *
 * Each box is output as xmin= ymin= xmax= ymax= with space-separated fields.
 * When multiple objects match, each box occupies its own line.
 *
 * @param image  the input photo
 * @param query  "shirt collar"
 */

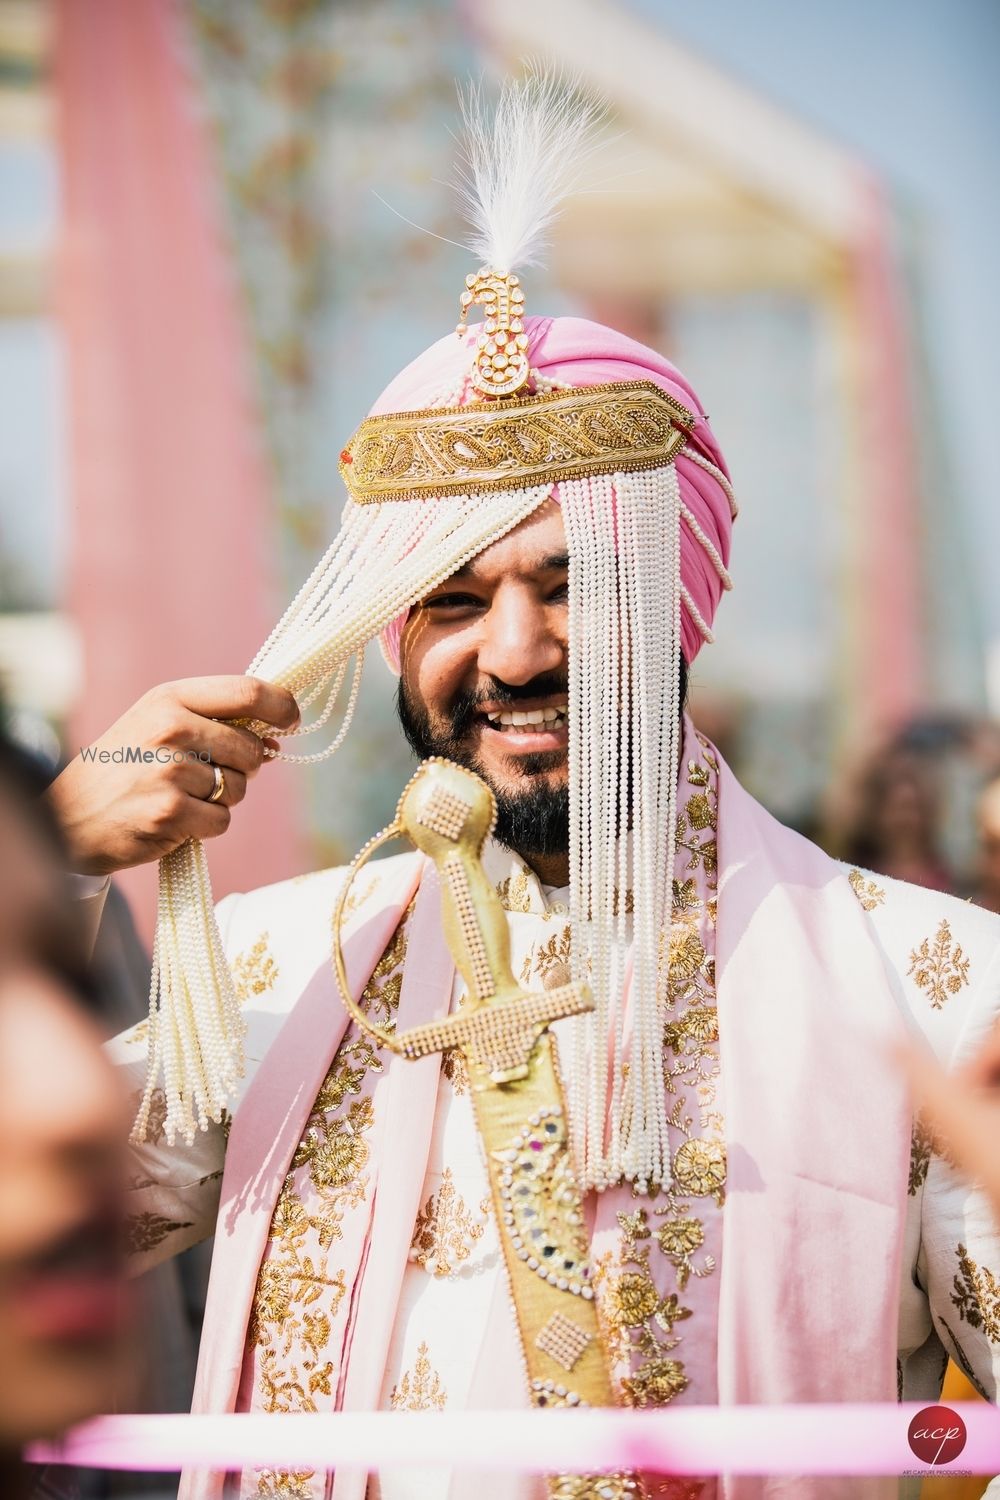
xmin=480 ymin=837 xmax=568 ymax=916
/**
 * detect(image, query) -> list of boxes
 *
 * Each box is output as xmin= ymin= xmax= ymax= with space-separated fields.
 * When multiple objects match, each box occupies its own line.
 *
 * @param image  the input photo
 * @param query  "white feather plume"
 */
xmin=455 ymin=66 xmax=607 ymax=275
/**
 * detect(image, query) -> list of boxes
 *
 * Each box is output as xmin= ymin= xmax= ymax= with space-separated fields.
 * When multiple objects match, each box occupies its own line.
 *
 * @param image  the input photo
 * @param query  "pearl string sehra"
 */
xmin=132 ymin=481 xmax=557 ymax=1146
xmin=563 ymin=463 xmax=684 ymax=1193
xmin=130 ymin=58 xmax=736 ymax=1171
xmin=132 ymin=449 xmax=725 ymax=1188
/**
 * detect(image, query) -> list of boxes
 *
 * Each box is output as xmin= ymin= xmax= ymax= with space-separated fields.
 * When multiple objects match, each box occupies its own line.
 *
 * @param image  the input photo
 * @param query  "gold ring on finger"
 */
xmin=206 ymin=763 xmax=226 ymax=804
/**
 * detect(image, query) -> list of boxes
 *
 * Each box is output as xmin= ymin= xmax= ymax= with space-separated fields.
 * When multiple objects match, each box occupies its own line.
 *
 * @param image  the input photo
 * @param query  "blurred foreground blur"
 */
xmin=0 ymin=731 xmax=131 ymax=1496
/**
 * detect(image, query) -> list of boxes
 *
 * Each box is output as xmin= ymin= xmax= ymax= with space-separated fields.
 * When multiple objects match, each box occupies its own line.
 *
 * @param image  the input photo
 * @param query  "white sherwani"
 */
xmin=105 ymin=767 xmax=1000 ymax=1500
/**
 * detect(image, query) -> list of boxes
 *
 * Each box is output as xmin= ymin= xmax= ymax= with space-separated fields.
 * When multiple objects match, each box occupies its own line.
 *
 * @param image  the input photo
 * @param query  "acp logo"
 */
xmin=907 ymin=1405 xmax=968 ymax=1466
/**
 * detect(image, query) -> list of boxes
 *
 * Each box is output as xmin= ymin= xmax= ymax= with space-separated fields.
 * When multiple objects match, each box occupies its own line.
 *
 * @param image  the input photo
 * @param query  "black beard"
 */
xmin=396 ymin=673 xmax=570 ymax=861
xmin=395 ymin=660 xmax=688 ymax=864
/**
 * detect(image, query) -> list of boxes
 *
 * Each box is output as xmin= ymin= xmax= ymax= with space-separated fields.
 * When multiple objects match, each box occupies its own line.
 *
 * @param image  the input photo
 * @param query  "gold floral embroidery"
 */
xmin=951 ymin=1244 xmax=1000 ymax=1342
xmin=675 ymin=808 xmax=717 ymax=878
xmin=599 ymin=734 xmax=723 ymax=1406
xmin=389 ymin=1340 xmax=448 ymax=1410
xmin=937 ymin=1316 xmax=991 ymax=1401
xmin=908 ymin=920 xmax=971 ymax=1008
xmin=909 ymin=1114 xmax=933 ymax=1195
xmin=685 ymin=791 xmax=714 ymax=831
xmin=409 ymin=1167 xmax=490 ymax=1276
xmin=250 ymin=902 xmax=414 ymax=1416
xmin=672 ymin=1139 xmax=726 ymax=1206
xmin=663 ymin=1007 xmax=718 ymax=1052
xmin=848 ymin=869 xmax=886 ymax=912
xmin=672 ymin=878 xmax=701 ymax=915
xmin=661 ymin=745 xmax=725 ymax=1111
xmin=125 ymin=1211 xmax=194 ymax=1255
xmin=334 ymin=874 xmax=377 ymax=921
xmin=255 ymin=1469 xmax=317 ymax=1498
xmin=232 ymin=931 xmax=279 ymax=1002
xmin=623 ymin=1359 xmax=689 ymax=1407
xmin=365 ymin=912 xmax=409 ymax=1017
xmin=532 ymin=924 xmax=572 ymax=990
xmin=302 ymin=1096 xmax=374 ymax=1191
xmin=665 ymin=926 xmax=706 ymax=987
xmin=654 ymin=1217 xmax=709 ymax=1292
xmin=311 ymin=1037 xmax=377 ymax=1115
xmin=123 ymin=1018 xmax=149 ymax=1046
xmin=595 ymin=1208 xmax=691 ymax=1408
xmin=497 ymin=868 xmax=533 ymax=912
xmin=249 ymin=1219 xmax=347 ymax=1337
xmin=277 ymin=1059 xmax=377 ymax=1256
xmin=608 ymin=1269 xmax=661 ymax=1326
xmin=441 ymin=1046 xmax=468 ymax=1094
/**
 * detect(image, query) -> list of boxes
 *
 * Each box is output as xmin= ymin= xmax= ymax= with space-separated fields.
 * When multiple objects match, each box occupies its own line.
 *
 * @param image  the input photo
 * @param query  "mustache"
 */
xmin=448 ymin=673 xmax=569 ymax=738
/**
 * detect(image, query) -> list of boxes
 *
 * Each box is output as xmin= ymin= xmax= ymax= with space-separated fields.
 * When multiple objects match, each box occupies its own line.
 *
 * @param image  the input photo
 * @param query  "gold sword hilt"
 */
xmin=398 ymin=757 xmax=521 ymax=1009
xmin=395 ymin=759 xmax=593 ymax=1079
xmin=330 ymin=757 xmax=594 ymax=1073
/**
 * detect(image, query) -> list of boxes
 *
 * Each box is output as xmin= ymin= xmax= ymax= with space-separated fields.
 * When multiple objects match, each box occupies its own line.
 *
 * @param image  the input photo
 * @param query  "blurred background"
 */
xmin=1 ymin=0 xmax=999 ymax=1488
xmin=3 ymin=0 xmax=1000 ymax=915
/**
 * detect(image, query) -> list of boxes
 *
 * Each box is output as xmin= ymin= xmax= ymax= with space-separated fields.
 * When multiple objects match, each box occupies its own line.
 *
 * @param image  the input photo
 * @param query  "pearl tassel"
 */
xmin=133 ymin=482 xmax=558 ymax=1145
xmin=135 ymin=443 xmax=730 ymax=1157
xmin=562 ymin=463 xmax=683 ymax=1194
xmin=681 ymin=502 xmax=733 ymax=591
xmin=682 ymin=444 xmax=739 ymax=520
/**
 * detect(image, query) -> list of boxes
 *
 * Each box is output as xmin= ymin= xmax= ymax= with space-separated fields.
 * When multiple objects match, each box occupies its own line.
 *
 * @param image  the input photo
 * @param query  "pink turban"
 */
xmin=373 ymin=315 xmax=734 ymax=670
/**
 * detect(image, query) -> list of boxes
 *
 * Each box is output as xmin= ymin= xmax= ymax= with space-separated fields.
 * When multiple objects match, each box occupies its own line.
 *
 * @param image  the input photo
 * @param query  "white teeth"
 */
xmin=484 ymin=704 xmax=568 ymax=731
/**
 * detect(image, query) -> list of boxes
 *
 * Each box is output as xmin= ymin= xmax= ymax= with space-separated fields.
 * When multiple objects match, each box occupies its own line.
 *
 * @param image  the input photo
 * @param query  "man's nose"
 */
xmin=476 ymin=587 xmax=564 ymax=686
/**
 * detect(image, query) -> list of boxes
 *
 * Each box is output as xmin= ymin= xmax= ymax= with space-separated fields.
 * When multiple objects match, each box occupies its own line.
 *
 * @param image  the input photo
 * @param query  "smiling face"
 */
xmin=397 ymin=501 xmax=572 ymax=880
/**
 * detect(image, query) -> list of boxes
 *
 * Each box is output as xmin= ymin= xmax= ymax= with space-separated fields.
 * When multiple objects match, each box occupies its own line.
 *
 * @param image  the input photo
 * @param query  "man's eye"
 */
xmin=548 ymin=581 xmax=569 ymax=602
xmin=424 ymin=593 xmax=482 ymax=610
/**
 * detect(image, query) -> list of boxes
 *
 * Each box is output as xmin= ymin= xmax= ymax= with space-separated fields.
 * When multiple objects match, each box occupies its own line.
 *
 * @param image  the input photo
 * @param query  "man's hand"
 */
xmin=46 ymin=677 xmax=300 ymax=875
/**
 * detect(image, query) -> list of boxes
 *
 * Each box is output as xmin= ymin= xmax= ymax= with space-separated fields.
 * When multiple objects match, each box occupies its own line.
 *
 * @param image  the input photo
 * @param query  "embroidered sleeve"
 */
xmin=919 ymin=1200 xmax=1000 ymax=1403
xmin=106 ymin=893 xmax=242 ymax=1273
xmin=915 ymin=952 xmax=1000 ymax=1402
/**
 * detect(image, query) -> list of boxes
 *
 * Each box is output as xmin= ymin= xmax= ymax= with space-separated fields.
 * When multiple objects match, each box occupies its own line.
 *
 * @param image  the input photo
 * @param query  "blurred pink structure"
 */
xmin=475 ymin=0 xmax=941 ymax=747
xmin=54 ymin=0 xmax=303 ymax=940
xmin=851 ymin=183 xmax=925 ymax=730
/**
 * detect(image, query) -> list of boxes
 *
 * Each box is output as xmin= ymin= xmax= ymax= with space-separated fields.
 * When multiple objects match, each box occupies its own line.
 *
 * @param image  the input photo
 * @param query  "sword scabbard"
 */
xmin=389 ymin=759 xmax=641 ymax=1499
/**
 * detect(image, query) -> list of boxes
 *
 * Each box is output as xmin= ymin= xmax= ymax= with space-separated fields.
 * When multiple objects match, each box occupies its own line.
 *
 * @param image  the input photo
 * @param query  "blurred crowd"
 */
xmin=824 ymin=713 xmax=1000 ymax=910
xmin=695 ymin=693 xmax=1000 ymax=909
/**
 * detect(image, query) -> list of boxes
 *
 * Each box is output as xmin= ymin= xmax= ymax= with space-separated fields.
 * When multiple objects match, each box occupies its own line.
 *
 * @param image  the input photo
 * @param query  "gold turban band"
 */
xmin=338 ymin=381 xmax=695 ymax=505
